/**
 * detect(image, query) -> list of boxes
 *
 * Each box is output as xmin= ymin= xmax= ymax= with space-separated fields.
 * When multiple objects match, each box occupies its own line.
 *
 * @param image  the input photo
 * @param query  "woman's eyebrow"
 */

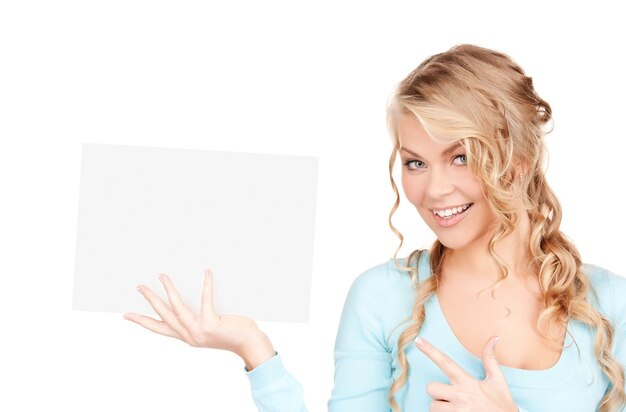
xmin=400 ymin=142 xmax=463 ymax=158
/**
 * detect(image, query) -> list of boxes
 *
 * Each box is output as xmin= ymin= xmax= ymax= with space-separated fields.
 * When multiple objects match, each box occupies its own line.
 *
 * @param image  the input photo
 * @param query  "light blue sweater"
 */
xmin=245 ymin=251 xmax=626 ymax=411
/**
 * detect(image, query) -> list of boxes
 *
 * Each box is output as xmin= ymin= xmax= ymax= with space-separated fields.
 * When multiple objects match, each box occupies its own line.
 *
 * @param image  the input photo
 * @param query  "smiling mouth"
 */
xmin=431 ymin=203 xmax=473 ymax=219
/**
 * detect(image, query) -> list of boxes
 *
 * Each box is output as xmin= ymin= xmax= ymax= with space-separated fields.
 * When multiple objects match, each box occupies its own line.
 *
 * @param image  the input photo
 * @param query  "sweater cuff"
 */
xmin=245 ymin=351 xmax=287 ymax=390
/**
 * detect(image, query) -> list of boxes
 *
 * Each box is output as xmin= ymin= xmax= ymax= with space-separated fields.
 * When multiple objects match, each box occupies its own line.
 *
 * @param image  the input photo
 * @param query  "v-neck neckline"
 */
xmin=415 ymin=252 xmax=580 ymax=388
xmin=426 ymin=291 xmax=579 ymax=387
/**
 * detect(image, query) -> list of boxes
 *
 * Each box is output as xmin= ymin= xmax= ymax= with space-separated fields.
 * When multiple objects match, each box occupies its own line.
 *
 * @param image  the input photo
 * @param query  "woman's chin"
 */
xmin=434 ymin=235 xmax=470 ymax=251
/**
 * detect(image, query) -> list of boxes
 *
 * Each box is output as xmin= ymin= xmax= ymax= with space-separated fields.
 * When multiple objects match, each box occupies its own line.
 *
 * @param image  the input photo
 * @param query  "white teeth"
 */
xmin=433 ymin=203 xmax=471 ymax=217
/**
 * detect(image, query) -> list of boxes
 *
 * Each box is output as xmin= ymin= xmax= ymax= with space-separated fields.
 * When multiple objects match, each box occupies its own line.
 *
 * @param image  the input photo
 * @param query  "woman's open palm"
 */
xmin=124 ymin=269 xmax=261 ymax=356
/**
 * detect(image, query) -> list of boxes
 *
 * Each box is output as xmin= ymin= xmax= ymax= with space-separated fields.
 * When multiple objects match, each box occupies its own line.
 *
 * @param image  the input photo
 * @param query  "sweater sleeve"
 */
xmin=246 ymin=352 xmax=308 ymax=412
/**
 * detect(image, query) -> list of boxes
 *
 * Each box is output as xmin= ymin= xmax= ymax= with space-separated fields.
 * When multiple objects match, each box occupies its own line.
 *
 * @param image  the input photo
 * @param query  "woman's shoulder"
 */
xmin=581 ymin=263 xmax=626 ymax=321
xmin=339 ymin=252 xmax=431 ymax=334
xmin=346 ymin=258 xmax=408 ymax=299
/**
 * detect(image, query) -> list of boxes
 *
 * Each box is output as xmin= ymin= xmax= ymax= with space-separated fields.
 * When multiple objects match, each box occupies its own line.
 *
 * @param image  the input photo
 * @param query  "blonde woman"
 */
xmin=124 ymin=44 xmax=626 ymax=411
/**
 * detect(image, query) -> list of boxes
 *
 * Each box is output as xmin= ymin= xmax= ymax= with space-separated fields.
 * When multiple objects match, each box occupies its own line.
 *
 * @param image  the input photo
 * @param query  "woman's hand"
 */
xmin=415 ymin=335 xmax=518 ymax=412
xmin=124 ymin=269 xmax=276 ymax=370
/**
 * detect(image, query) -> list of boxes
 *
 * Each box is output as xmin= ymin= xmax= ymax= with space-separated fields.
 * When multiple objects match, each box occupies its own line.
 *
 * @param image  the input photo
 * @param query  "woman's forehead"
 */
xmin=397 ymin=116 xmax=462 ymax=153
xmin=396 ymin=113 xmax=430 ymax=144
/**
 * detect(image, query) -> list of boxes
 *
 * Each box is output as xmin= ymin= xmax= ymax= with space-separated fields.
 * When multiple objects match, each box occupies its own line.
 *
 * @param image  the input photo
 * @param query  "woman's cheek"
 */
xmin=402 ymin=180 xmax=422 ymax=209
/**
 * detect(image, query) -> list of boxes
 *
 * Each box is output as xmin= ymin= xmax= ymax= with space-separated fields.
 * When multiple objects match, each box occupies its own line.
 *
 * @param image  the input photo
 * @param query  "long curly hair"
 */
xmin=384 ymin=44 xmax=625 ymax=412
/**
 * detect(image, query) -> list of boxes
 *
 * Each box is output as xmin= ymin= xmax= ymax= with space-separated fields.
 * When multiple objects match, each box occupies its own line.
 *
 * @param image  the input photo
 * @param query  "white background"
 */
xmin=1 ymin=1 xmax=625 ymax=410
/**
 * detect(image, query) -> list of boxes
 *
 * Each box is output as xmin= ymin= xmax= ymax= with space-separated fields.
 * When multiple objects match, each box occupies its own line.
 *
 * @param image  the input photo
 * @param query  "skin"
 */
xmin=124 ymin=111 xmax=545 ymax=410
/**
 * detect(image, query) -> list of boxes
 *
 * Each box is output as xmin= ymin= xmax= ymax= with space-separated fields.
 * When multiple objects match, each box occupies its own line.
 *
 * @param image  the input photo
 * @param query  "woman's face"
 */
xmin=397 ymin=112 xmax=498 ymax=251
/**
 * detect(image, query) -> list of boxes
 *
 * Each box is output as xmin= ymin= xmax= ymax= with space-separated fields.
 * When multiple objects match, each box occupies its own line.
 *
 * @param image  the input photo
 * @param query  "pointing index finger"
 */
xmin=415 ymin=336 xmax=472 ymax=384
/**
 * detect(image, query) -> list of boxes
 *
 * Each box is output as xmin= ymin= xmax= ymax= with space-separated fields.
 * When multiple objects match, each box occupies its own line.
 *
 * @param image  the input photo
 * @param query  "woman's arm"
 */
xmin=327 ymin=267 xmax=394 ymax=411
xmin=247 ymin=264 xmax=395 ymax=411
xmin=126 ymin=266 xmax=395 ymax=411
xmin=125 ymin=270 xmax=296 ymax=410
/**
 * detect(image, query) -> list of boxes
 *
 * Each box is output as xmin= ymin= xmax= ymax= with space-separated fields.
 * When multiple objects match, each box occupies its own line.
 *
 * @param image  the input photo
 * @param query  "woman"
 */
xmin=124 ymin=44 xmax=626 ymax=411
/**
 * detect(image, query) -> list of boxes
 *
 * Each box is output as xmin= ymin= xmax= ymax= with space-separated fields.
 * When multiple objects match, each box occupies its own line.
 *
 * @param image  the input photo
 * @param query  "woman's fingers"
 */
xmin=415 ymin=336 xmax=472 ymax=385
xmin=124 ymin=312 xmax=181 ymax=339
xmin=482 ymin=335 xmax=505 ymax=383
xmin=201 ymin=269 xmax=217 ymax=320
xmin=158 ymin=273 xmax=196 ymax=327
xmin=137 ymin=284 xmax=195 ymax=343
xmin=425 ymin=381 xmax=454 ymax=401
xmin=127 ymin=270 xmax=225 ymax=348
xmin=127 ymin=269 xmax=265 ymax=354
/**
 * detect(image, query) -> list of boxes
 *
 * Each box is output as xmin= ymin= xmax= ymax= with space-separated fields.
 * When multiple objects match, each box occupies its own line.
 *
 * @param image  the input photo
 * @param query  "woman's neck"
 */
xmin=442 ymin=210 xmax=534 ymax=285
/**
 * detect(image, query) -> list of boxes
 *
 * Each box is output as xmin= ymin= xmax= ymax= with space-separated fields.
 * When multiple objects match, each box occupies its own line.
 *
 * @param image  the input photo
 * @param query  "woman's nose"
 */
xmin=424 ymin=167 xmax=455 ymax=200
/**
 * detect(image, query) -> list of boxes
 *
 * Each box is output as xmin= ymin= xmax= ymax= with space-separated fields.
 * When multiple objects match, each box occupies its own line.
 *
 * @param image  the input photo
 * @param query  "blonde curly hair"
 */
xmin=384 ymin=44 xmax=625 ymax=412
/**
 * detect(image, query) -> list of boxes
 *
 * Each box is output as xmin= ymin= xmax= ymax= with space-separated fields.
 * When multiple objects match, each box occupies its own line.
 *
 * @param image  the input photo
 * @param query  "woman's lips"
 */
xmin=432 ymin=203 xmax=473 ymax=228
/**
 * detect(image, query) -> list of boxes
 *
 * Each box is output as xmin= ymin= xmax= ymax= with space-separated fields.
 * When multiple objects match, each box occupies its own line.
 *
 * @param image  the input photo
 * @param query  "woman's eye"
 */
xmin=452 ymin=154 xmax=467 ymax=165
xmin=403 ymin=160 xmax=425 ymax=170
